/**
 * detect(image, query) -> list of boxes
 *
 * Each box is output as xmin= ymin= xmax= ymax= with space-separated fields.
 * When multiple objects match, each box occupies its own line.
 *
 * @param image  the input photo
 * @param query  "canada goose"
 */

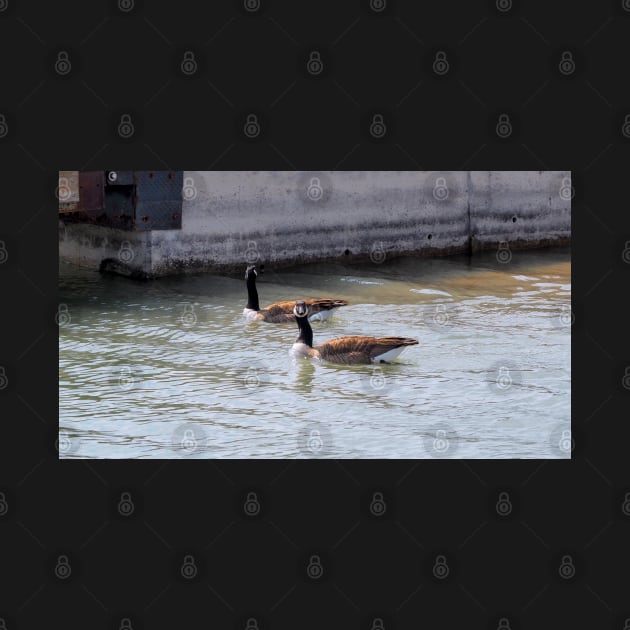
xmin=290 ymin=300 xmax=419 ymax=364
xmin=243 ymin=265 xmax=349 ymax=323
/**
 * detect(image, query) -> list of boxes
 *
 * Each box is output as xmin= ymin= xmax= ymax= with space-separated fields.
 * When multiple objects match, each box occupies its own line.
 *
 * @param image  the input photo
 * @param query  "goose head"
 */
xmin=293 ymin=300 xmax=309 ymax=318
xmin=245 ymin=264 xmax=258 ymax=280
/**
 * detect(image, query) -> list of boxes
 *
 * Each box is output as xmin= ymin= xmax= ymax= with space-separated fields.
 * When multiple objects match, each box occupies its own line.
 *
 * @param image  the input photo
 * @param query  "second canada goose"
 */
xmin=243 ymin=265 xmax=348 ymax=323
xmin=290 ymin=300 xmax=419 ymax=364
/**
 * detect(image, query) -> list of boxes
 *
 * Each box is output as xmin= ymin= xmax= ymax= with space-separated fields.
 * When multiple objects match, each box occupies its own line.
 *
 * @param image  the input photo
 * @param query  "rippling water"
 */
xmin=59 ymin=248 xmax=571 ymax=459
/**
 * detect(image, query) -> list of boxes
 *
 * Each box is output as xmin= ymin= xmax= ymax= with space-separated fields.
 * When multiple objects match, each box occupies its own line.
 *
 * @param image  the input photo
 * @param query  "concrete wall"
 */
xmin=58 ymin=222 xmax=152 ymax=278
xmin=468 ymin=171 xmax=571 ymax=250
xmin=59 ymin=171 xmax=571 ymax=278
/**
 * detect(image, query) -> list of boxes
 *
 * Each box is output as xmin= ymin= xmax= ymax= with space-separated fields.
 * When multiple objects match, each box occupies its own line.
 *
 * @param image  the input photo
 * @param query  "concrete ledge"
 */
xmin=59 ymin=222 xmax=152 ymax=275
xmin=59 ymin=171 xmax=571 ymax=278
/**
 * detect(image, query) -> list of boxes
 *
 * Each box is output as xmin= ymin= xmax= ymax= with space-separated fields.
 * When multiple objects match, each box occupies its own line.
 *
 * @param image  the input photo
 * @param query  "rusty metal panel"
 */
xmin=103 ymin=187 xmax=135 ymax=228
xmin=106 ymin=170 xmax=134 ymax=186
xmin=77 ymin=171 xmax=105 ymax=212
xmin=134 ymin=200 xmax=182 ymax=230
xmin=133 ymin=171 xmax=183 ymax=230
xmin=59 ymin=170 xmax=183 ymax=231
xmin=134 ymin=171 xmax=182 ymax=200
xmin=58 ymin=171 xmax=80 ymax=211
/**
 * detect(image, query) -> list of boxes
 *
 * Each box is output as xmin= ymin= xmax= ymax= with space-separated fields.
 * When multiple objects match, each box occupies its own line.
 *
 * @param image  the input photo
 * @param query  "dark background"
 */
xmin=1 ymin=0 xmax=629 ymax=628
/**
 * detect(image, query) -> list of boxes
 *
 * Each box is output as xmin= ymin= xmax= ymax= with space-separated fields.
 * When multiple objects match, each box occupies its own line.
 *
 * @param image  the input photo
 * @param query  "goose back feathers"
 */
xmin=291 ymin=300 xmax=418 ymax=364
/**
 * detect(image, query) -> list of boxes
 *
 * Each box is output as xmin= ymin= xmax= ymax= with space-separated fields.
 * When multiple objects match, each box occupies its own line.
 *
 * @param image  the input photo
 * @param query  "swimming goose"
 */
xmin=243 ymin=265 xmax=349 ymax=323
xmin=290 ymin=300 xmax=419 ymax=364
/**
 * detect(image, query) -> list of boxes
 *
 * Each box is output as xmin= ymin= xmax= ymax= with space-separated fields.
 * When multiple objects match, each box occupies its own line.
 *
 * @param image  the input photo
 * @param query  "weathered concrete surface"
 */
xmin=468 ymin=171 xmax=571 ymax=251
xmin=149 ymin=171 xmax=472 ymax=275
xmin=59 ymin=222 xmax=152 ymax=278
xmin=59 ymin=171 xmax=570 ymax=278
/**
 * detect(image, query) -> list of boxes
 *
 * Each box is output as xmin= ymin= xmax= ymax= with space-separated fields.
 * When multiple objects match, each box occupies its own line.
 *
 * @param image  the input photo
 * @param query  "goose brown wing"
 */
xmin=316 ymin=336 xmax=418 ymax=363
xmin=260 ymin=302 xmax=295 ymax=322
xmin=263 ymin=298 xmax=348 ymax=314
xmin=305 ymin=298 xmax=349 ymax=313
xmin=262 ymin=300 xmax=294 ymax=314
xmin=261 ymin=298 xmax=349 ymax=322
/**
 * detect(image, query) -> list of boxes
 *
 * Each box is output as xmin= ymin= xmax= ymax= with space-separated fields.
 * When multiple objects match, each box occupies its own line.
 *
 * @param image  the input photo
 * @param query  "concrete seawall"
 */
xmin=59 ymin=170 xmax=571 ymax=278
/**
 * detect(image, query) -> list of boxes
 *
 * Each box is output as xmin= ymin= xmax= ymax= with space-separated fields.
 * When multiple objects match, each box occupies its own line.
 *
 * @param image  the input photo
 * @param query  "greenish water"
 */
xmin=58 ymin=248 xmax=571 ymax=459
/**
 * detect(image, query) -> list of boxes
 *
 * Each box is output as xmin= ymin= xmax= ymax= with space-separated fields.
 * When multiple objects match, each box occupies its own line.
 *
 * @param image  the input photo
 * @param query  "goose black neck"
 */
xmin=245 ymin=273 xmax=260 ymax=311
xmin=295 ymin=315 xmax=313 ymax=347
